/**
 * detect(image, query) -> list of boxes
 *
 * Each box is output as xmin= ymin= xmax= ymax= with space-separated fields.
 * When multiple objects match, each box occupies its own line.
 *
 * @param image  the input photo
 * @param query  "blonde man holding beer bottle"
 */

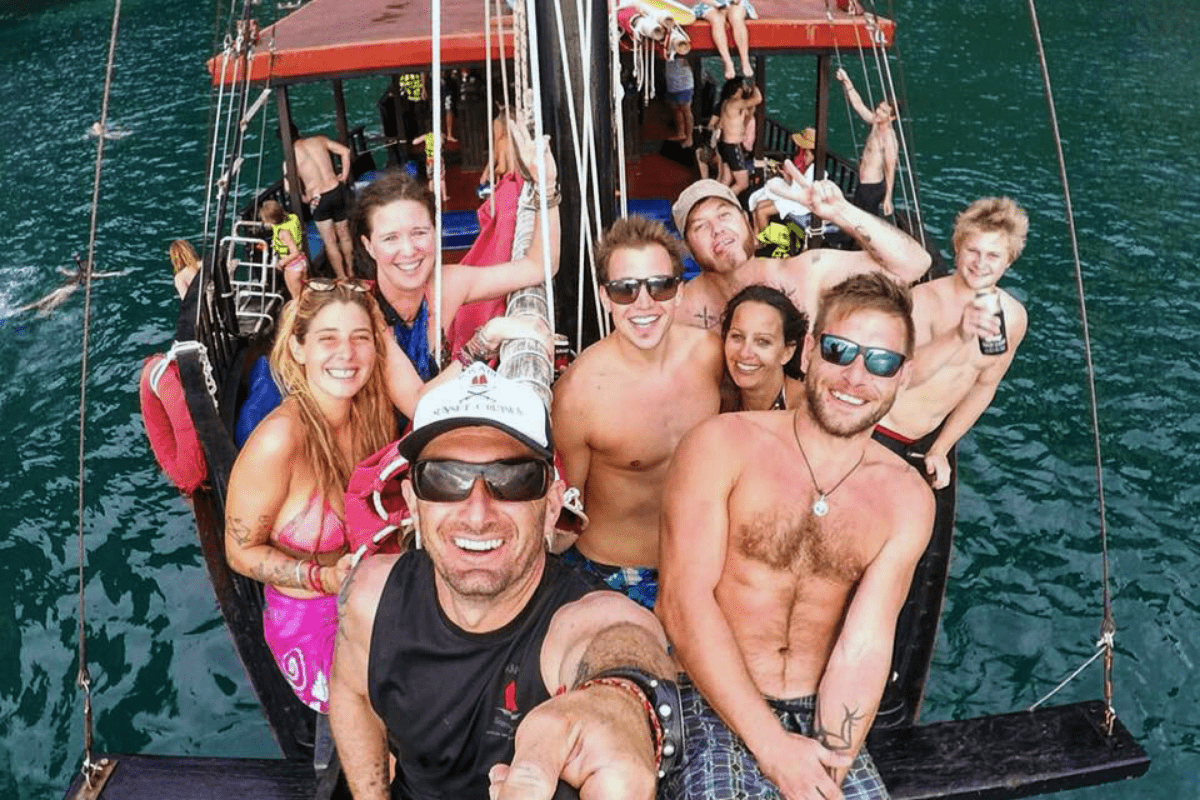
xmin=873 ymin=196 xmax=1029 ymax=489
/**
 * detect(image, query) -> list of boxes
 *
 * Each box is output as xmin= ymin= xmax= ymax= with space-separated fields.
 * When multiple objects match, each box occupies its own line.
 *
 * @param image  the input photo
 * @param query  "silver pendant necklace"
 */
xmin=792 ymin=411 xmax=865 ymax=517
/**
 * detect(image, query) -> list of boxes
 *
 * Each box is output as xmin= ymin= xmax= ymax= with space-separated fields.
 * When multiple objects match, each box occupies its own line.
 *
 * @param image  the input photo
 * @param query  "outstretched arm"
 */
xmin=489 ymin=593 xmax=674 ymax=800
xmin=814 ymin=478 xmax=934 ymax=784
xmin=778 ymin=162 xmax=930 ymax=284
xmin=836 ymin=67 xmax=874 ymax=123
xmin=922 ymin=300 xmax=1027 ymax=488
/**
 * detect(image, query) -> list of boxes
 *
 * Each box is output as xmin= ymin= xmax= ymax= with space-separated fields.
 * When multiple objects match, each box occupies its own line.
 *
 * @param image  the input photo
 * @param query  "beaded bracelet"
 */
xmin=577 ymin=676 xmax=663 ymax=772
xmin=307 ymin=560 xmax=324 ymax=594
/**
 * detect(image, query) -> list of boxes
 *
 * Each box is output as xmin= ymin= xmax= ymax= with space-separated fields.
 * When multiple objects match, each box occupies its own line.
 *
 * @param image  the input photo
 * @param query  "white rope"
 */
xmin=200 ymin=42 xmax=233 ymax=263
xmin=576 ymin=0 xmax=609 ymax=338
xmin=875 ymin=37 xmax=925 ymax=246
xmin=825 ymin=4 xmax=860 ymax=160
xmin=609 ymin=0 xmax=629 ymax=218
xmin=550 ymin=0 xmax=607 ymax=350
xmin=523 ymin=0 xmax=555 ymax=332
xmin=432 ymin=3 xmax=444 ymax=367
xmin=484 ymin=0 xmax=496 ymax=218
xmin=1028 ymin=640 xmax=1106 ymax=711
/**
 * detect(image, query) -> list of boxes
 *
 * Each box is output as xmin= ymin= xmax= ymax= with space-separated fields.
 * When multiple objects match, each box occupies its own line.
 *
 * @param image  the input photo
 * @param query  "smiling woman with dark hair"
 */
xmin=719 ymin=284 xmax=808 ymax=413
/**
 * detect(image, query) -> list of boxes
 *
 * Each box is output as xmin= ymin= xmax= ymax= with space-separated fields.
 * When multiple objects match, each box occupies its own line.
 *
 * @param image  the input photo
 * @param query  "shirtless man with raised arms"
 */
xmin=875 ymin=196 xmax=1029 ymax=489
xmin=290 ymin=125 xmax=356 ymax=279
xmin=552 ymin=216 xmax=723 ymax=609
xmin=712 ymin=78 xmax=762 ymax=196
xmin=658 ymin=272 xmax=934 ymax=799
xmin=835 ymin=68 xmax=899 ymax=218
xmin=673 ymin=168 xmax=931 ymax=331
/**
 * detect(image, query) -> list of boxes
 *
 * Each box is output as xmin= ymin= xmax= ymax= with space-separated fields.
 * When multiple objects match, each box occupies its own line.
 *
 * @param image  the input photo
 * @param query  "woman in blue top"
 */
xmin=353 ymin=127 xmax=559 ymax=415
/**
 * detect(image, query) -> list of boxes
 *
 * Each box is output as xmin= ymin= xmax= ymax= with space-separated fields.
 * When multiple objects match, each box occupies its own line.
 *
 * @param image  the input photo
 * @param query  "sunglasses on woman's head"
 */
xmin=602 ymin=275 xmax=682 ymax=305
xmin=304 ymin=277 xmax=375 ymax=295
xmin=818 ymin=333 xmax=906 ymax=378
xmin=410 ymin=458 xmax=552 ymax=503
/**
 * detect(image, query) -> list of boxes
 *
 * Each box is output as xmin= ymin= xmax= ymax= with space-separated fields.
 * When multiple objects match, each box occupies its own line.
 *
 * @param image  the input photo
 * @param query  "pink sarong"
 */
xmin=446 ymin=172 xmax=524 ymax=357
xmin=262 ymin=585 xmax=338 ymax=713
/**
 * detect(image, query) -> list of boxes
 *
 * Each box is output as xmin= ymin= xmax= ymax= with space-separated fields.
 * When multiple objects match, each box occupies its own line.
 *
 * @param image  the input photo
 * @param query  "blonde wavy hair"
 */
xmin=169 ymin=239 xmax=200 ymax=275
xmin=270 ymin=285 xmax=397 ymax=498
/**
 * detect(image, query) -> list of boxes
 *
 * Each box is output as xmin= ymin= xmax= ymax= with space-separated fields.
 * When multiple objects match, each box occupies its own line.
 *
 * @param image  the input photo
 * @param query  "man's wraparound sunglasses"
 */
xmin=410 ymin=458 xmax=552 ymax=503
xmin=304 ymin=277 xmax=375 ymax=294
xmin=602 ymin=275 xmax=682 ymax=305
xmin=819 ymin=333 xmax=906 ymax=378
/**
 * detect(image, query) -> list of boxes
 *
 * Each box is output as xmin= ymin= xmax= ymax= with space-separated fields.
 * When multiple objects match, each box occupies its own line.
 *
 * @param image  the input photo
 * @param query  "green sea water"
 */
xmin=0 ymin=1 xmax=1196 ymax=797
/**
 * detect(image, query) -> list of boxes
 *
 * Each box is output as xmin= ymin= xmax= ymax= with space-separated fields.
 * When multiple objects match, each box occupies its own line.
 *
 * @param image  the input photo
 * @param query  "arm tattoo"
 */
xmin=813 ymin=704 xmax=865 ymax=751
xmin=336 ymin=557 xmax=363 ymax=641
xmin=226 ymin=514 xmax=271 ymax=547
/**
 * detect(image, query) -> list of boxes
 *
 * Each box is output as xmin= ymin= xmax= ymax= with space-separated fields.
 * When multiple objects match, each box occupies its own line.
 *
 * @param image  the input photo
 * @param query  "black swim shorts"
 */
xmin=311 ymin=183 xmax=352 ymax=223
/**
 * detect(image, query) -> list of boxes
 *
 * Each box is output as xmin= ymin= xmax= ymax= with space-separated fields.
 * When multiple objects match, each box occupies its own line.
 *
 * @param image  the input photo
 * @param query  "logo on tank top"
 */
xmin=487 ymin=665 xmax=523 ymax=740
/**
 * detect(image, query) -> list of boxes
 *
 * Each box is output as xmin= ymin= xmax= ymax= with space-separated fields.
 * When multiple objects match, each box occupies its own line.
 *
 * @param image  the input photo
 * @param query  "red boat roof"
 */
xmin=209 ymin=0 xmax=893 ymax=86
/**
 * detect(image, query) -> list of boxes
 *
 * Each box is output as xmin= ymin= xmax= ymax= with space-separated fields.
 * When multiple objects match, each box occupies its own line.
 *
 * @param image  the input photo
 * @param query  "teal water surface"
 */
xmin=1 ymin=1 xmax=1197 ymax=797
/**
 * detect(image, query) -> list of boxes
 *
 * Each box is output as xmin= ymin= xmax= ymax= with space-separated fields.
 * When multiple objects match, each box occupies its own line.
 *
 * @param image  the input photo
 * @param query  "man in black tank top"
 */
xmin=329 ymin=364 xmax=679 ymax=800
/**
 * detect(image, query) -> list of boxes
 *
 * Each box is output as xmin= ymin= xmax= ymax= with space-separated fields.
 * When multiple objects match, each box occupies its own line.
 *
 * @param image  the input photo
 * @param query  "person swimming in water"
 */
xmin=13 ymin=254 xmax=129 ymax=316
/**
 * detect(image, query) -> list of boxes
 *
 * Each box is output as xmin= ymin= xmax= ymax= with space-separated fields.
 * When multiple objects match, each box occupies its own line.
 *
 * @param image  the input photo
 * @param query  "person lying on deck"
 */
xmin=552 ymin=217 xmax=723 ymax=610
xmin=671 ymin=167 xmax=931 ymax=331
xmin=330 ymin=364 xmax=679 ymax=800
xmin=874 ymin=196 xmax=1029 ymax=489
xmin=658 ymin=273 xmax=933 ymax=800
xmin=351 ymin=127 xmax=559 ymax=398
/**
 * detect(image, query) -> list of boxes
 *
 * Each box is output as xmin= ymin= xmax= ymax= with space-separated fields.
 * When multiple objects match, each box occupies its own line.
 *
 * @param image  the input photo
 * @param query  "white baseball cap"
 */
xmin=397 ymin=362 xmax=553 ymax=462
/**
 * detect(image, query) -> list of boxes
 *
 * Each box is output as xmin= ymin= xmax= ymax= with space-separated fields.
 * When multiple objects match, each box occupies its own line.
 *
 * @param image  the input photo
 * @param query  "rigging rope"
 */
xmin=484 ymin=0 xmax=495 ymax=218
xmin=432 ymin=0 xmax=444 ymax=367
xmin=1026 ymin=0 xmax=1116 ymax=733
xmin=550 ymin=0 xmax=606 ymax=351
xmin=575 ymin=0 xmax=610 ymax=339
xmin=74 ymin=0 xmax=123 ymax=788
xmin=866 ymin=6 xmax=925 ymax=245
xmin=824 ymin=2 xmax=861 ymax=160
xmin=522 ymin=0 xmax=556 ymax=330
xmin=609 ymin=0 xmax=629 ymax=219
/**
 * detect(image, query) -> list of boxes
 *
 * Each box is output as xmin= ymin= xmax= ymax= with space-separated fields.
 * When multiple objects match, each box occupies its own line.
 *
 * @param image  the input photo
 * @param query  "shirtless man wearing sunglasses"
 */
xmin=552 ymin=216 xmax=724 ymax=609
xmin=331 ymin=363 xmax=681 ymax=800
xmin=672 ymin=166 xmax=931 ymax=332
xmin=658 ymin=273 xmax=933 ymax=800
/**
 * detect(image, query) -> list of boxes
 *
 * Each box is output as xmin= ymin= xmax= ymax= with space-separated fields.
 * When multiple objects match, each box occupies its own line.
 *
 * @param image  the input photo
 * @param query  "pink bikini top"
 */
xmin=274 ymin=490 xmax=347 ymax=555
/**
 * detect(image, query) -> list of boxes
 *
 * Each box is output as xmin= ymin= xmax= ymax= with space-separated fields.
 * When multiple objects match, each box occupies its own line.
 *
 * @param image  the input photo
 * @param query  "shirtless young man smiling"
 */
xmin=658 ymin=272 xmax=934 ymax=800
xmin=552 ymin=217 xmax=722 ymax=609
xmin=672 ymin=168 xmax=930 ymax=332
xmin=875 ymin=196 xmax=1029 ymax=489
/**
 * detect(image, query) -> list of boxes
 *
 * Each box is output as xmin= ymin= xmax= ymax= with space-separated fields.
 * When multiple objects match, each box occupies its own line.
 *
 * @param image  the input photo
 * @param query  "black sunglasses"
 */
xmin=410 ymin=458 xmax=552 ymax=503
xmin=819 ymin=333 xmax=906 ymax=378
xmin=602 ymin=275 xmax=681 ymax=305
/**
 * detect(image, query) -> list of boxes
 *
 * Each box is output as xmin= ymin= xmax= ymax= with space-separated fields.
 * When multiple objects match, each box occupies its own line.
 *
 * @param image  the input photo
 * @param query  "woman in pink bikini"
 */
xmin=224 ymin=277 xmax=550 ymax=712
xmin=224 ymin=278 xmax=397 ymax=713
